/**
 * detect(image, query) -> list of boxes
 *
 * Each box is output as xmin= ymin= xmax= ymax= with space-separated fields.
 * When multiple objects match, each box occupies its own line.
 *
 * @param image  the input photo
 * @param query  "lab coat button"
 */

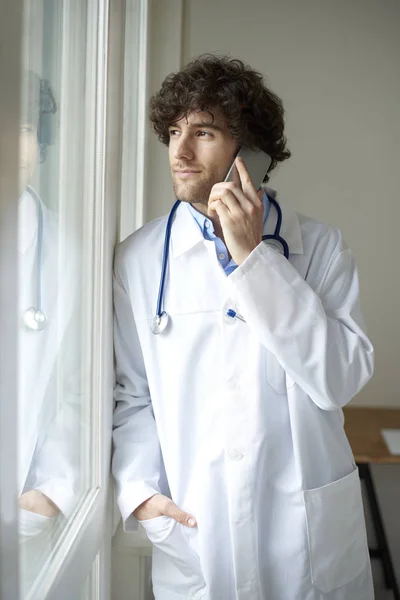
xmin=228 ymin=449 xmax=243 ymax=461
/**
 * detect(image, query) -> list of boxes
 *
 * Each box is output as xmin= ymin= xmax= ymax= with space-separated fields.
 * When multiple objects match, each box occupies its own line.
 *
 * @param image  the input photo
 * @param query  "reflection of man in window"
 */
xmin=18 ymin=71 xmax=79 ymax=534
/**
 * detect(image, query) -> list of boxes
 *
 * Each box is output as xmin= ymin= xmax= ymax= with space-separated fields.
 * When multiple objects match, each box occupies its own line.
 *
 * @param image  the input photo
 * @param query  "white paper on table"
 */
xmin=381 ymin=429 xmax=400 ymax=455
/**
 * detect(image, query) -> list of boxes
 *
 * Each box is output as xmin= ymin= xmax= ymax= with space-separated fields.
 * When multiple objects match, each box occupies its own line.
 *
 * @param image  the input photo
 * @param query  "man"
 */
xmin=18 ymin=71 xmax=79 ymax=523
xmin=112 ymin=55 xmax=374 ymax=600
xmin=17 ymin=70 xmax=81 ymax=594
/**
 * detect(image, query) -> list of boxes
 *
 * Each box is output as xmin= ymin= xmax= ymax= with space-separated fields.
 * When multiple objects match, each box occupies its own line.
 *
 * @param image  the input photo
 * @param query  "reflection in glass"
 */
xmin=17 ymin=2 xmax=91 ymax=595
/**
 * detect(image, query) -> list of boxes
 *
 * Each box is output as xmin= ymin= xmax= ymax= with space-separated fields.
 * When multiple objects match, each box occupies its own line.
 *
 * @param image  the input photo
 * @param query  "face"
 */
xmin=19 ymin=124 xmax=39 ymax=195
xmin=168 ymin=109 xmax=238 ymax=207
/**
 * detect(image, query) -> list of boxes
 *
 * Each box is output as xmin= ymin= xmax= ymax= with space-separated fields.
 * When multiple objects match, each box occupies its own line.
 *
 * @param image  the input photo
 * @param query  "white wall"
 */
xmin=145 ymin=0 xmax=400 ymax=407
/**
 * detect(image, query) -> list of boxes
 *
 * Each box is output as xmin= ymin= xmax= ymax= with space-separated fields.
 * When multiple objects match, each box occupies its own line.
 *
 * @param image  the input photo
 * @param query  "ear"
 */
xmin=257 ymin=188 xmax=264 ymax=201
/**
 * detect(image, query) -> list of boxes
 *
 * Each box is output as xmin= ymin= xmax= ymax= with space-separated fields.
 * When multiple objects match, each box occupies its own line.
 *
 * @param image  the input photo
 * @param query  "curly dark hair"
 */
xmin=149 ymin=54 xmax=291 ymax=180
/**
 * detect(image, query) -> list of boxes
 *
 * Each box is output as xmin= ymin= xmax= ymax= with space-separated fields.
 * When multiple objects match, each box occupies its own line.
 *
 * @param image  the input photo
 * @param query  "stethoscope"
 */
xmin=151 ymin=195 xmax=289 ymax=335
xmin=22 ymin=187 xmax=47 ymax=331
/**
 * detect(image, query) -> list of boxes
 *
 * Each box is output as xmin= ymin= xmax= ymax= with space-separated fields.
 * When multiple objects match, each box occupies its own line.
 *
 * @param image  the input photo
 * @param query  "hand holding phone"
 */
xmin=224 ymin=147 xmax=272 ymax=190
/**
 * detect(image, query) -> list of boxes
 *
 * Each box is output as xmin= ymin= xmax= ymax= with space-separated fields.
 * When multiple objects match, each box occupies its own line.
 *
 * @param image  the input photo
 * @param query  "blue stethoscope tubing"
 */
xmin=261 ymin=196 xmax=289 ymax=260
xmin=151 ymin=195 xmax=289 ymax=335
xmin=23 ymin=186 xmax=47 ymax=331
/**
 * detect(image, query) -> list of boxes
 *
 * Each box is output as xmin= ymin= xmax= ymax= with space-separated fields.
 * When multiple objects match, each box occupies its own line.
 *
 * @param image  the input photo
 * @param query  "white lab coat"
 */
xmin=18 ymin=188 xmax=80 ymax=536
xmin=112 ymin=187 xmax=375 ymax=600
xmin=18 ymin=188 xmax=83 ymax=595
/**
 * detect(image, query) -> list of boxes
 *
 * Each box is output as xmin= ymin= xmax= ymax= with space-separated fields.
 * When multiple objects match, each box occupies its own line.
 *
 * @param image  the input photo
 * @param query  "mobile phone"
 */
xmin=224 ymin=147 xmax=272 ymax=190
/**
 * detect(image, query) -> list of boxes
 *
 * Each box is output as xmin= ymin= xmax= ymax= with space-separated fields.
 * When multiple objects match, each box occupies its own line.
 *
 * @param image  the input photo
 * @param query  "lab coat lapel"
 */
xmin=170 ymin=199 xmax=231 ymax=284
xmin=168 ymin=201 xmax=230 ymax=311
xmin=170 ymin=201 xmax=206 ymax=259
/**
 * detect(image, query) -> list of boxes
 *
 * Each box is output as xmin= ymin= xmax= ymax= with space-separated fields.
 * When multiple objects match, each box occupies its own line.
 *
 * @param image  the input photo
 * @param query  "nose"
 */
xmin=173 ymin=133 xmax=194 ymax=161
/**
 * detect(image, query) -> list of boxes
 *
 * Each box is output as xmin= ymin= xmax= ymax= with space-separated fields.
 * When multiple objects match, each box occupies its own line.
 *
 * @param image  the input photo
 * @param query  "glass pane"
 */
xmin=80 ymin=553 xmax=98 ymax=600
xmin=18 ymin=0 xmax=95 ymax=595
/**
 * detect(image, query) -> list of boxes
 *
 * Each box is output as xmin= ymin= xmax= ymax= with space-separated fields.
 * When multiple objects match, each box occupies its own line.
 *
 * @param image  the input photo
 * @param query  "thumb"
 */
xmin=163 ymin=499 xmax=197 ymax=528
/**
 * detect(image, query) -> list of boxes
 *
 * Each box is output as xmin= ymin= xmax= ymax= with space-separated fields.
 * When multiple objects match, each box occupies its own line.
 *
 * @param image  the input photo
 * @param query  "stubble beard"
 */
xmin=172 ymin=178 xmax=212 ymax=207
xmin=172 ymin=169 xmax=226 ymax=208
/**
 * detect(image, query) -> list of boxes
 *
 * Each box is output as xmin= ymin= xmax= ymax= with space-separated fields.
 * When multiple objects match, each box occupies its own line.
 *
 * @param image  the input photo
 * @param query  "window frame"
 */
xmin=0 ymin=0 xmax=149 ymax=596
xmin=0 ymin=0 xmax=124 ymax=597
xmin=35 ymin=0 xmax=116 ymax=596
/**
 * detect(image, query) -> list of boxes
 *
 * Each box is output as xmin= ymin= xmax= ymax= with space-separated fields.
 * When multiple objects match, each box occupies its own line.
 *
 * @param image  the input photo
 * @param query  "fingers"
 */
xmin=209 ymin=181 xmax=262 ymax=221
xmin=208 ymin=199 xmax=230 ymax=221
xmin=161 ymin=497 xmax=197 ymax=528
xmin=209 ymin=185 xmax=242 ymax=217
xmin=209 ymin=182 xmax=250 ymax=215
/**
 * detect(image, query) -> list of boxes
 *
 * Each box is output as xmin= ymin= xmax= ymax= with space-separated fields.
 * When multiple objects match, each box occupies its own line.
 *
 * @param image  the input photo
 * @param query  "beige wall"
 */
xmin=145 ymin=0 xmax=400 ymax=406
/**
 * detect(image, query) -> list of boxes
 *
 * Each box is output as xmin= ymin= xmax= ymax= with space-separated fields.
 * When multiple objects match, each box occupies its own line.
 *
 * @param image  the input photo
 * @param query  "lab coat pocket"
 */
xmin=303 ymin=467 xmax=369 ymax=593
xmin=138 ymin=516 xmax=206 ymax=597
xmin=19 ymin=508 xmax=53 ymax=538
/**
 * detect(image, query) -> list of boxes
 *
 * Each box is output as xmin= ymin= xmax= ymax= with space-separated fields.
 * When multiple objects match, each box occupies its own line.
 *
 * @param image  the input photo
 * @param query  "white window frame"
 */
xmin=37 ymin=0 xmax=116 ymax=596
xmin=0 ymin=0 xmax=130 ymax=597
xmin=119 ymin=0 xmax=150 ymax=239
xmin=0 ymin=0 xmax=150 ymax=596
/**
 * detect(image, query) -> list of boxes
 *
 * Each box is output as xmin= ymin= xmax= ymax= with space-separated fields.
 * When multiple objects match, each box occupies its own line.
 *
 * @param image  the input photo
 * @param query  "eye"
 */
xmin=169 ymin=129 xmax=179 ymax=137
xmin=197 ymin=131 xmax=213 ymax=138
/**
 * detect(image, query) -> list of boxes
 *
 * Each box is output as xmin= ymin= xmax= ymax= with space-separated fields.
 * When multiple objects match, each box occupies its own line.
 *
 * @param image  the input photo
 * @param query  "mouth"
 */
xmin=175 ymin=170 xmax=201 ymax=179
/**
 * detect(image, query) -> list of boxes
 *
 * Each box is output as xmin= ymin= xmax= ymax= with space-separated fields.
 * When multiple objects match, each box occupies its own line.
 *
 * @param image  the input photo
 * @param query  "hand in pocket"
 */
xmin=19 ymin=490 xmax=60 ymax=517
xmin=133 ymin=493 xmax=197 ymax=528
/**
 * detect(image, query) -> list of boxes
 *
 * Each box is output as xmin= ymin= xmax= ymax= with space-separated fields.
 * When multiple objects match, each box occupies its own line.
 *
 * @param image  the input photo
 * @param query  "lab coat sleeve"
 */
xmin=228 ymin=235 xmax=374 ymax=411
xmin=27 ymin=387 xmax=81 ymax=518
xmin=27 ymin=310 xmax=83 ymax=518
xmin=112 ymin=262 xmax=164 ymax=532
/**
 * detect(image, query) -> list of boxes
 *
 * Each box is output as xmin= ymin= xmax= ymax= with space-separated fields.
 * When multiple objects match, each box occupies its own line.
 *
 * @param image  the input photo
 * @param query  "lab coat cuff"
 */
xmin=35 ymin=480 xmax=76 ymax=519
xmin=229 ymin=241 xmax=282 ymax=287
xmin=118 ymin=483 xmax=161 ymax=533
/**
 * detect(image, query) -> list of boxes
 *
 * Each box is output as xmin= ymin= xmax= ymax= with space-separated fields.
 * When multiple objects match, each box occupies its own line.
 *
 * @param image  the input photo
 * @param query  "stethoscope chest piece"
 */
xmin=23 ymin=307 xmax=47 ymax=331
xmin=151 ymin=311 xmax=169 ymax=335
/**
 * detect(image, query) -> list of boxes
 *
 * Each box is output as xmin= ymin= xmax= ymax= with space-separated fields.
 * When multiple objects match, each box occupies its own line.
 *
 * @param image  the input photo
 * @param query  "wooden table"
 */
xmin=344 ymin=407 xmax=400 ymax=464
xmin=344 ymin=407 xmax=400 ymax=599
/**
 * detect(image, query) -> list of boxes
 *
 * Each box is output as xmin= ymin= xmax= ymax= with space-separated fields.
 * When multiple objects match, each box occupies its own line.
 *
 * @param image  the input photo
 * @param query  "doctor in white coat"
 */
xmin=18 ymin=71 xmax=79 ymax=525
xmin=17 ymin=72 xmax=81 ymax=593
xmin=112 ymin=55 xmax=375 ymax=600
